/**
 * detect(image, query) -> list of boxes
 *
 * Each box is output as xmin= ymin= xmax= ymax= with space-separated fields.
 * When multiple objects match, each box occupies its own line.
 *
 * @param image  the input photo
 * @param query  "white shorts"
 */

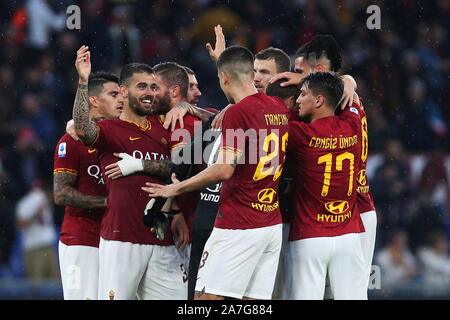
xmin=272 ymin=222 xmax=290 ymax=300
xmin=98 ymin=237 xmax=189 ymax=300
xmin=360 ymin=210 xmax=377 ymax=285
xmin=195 ymin=224 xmax=282 ymax=300
xmin=287 ymin=233 xmax=367 ymax=300
xmin=58 ymin=241 xmax=99 ymax=300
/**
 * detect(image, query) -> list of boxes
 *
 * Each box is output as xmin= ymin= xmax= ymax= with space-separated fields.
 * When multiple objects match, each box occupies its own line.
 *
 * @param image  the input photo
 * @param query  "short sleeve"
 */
xmin=53 ymin=135 xmax=80 ymax=177
xmin=220 ymin=106 xmax=246 ymax=157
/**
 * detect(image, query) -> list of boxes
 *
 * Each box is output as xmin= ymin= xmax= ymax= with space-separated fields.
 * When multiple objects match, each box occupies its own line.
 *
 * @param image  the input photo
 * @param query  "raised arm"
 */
xmin=73 ymin=45 xmax=99 ymax=146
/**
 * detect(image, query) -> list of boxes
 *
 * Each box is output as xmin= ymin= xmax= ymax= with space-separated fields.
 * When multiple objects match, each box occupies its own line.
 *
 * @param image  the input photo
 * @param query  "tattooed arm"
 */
xmin=73 ymin=45 xmax=99 ymax=146
xmin=53 ymin=172 xmax=106 ymax=208
xmin=105 ymin=154 xmax=174 ymax=180
xmin=163 ymin=101 xmax=215 ymax=131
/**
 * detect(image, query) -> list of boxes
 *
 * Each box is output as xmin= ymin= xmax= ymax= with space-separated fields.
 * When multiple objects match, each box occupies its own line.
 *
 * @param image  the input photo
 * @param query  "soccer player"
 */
xmin=287 ymin=72 xmax=367 ymax=299
xmin=101 ymin=64 xmax=219 ymax=300
xmin=271 ymin=34 xmax=377 ymax=294
xmin=184 ymin=66 xmax=202 ymax=106
xmin=254 ymin=47 xmax=291 ymax=93
xmin=265 ymin=79 xmax=300 ymax=300
xmin=53 ymin=66 xmax=123 ymax=299
xmin=72 ymin=46 xmax=189 ymax=300
xmin=143 ymin=46 xmax=290 ymax=300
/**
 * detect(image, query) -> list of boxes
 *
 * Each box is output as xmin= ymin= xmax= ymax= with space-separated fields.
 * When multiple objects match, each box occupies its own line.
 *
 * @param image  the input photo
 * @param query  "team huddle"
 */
xmin=53 ymin=25 xmax=377 ymax=300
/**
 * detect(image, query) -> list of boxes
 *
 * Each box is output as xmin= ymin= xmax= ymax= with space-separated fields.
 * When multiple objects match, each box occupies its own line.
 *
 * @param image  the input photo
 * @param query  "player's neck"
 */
xmin=310 ymin=106 xmax=335 ymax=123
xmin=229 ymin=82 xmax=258 ymax=104
xmin=89 ymin=110 xmax=104 ymax=123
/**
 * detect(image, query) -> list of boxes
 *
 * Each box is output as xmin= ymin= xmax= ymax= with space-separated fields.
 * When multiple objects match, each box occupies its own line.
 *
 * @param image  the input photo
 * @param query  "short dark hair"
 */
xmin=300 ymin=72 xmax=343 ymax=110
xmin=183 ymin=66 xmax=195 ymax=75
xmin=265 ymin=79 xmax=300 ymax=101
xmin=88 ymin=71 xmax=119 ymax=97
xmin=119 ymin=63 xmax=154 ymax=86
xmin=153 ymin=62 xmax=189 ymax=98
xmin=296 ymin=34 xmax=342 ymax=72
xmin=255 ymin=47 xmax=291 ymax=73
xmin=217 ymin=45 xmax=254 ymax=81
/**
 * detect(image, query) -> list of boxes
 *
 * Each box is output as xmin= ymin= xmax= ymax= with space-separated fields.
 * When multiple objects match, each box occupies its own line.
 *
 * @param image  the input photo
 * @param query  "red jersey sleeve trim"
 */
xmin=53 ymin=168 xmax=78 ymax=176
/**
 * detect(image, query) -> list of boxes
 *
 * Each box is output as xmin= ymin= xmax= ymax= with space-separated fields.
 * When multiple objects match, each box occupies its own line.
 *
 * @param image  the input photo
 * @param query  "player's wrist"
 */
xmin=78 ymin=79 xmax=88 ymax=88
xmin=117 ymin=155 xmax=144 ymax=176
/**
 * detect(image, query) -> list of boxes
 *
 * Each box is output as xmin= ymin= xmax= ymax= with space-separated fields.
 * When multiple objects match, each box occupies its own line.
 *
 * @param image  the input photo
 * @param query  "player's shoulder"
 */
xmin=203 ymin=107 xmax=220 ymax=114
xmin=95 ymin=117 xmax=120 ymax=130
xmin=56 ymin=133 xmax=82 ymax=149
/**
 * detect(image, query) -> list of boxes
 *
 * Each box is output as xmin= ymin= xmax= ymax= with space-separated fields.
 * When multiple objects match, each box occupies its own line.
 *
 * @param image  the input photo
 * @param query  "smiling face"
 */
xmin=95 ymin=81 xmax=124 ymax=119
xmin=124 ymin=72 xmax=156 ymax=116
xmin=253 ymin=58 xmax=278 ymax=93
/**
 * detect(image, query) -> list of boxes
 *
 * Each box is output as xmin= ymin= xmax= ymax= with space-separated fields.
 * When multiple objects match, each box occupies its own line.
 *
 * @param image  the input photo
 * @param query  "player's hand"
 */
xmin=75 ymin=45 xmax=91 ymax=83
xmin=105 ymin=153 xmax=143 ymax=179
xmin=65 ymin=119 xmax=80 ymax=141
xmin=211 ymin=104 xmax=232 ymax=130
xmin=171 ymin=212 xmax=189 ymax=252
xmin=269 ymin=72 xmax=304 ymax=87
xmin=164 ymin=102 xmax=190 ymax=131
xmin=206 ymin=25 xmax=225 ymax=62
xmin=142 ymin=173 xmax=181 ymax=198
xmin=339 ymin=75 xmax=359 ymax=110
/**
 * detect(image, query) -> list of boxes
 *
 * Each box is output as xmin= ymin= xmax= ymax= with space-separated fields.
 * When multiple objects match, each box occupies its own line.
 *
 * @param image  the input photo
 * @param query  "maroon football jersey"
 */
xmin=215 ymin=92 xmax=290 ymax=229
xmin=90 ymin=115 xmax=173 ymax=245
xmin=288 ymin=103 xmax=365 ymax=241
xmin=340 ymin=98 xmax=376 ymax=213
xmin=54 ymin=134 xmax=106 ymax=247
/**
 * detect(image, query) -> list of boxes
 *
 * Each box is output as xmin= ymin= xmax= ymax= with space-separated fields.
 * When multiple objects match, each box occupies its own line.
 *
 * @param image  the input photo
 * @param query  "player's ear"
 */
xmin=314 ymin=63 xmax=327 ymax=72
xmin=315 ymin=94 xmax=325 ymax=108
xmin=285 ymin=96 xmax=295 ymax=109
xmin=89 ymin=96 xmax=98 ymax=108
xmin=170 ymin=85 xmax=180 ymax=98
xmin=119 ymin=85 xmax=128 ymax=99
xmin=220 ymin=71 xmax=229 ymax=84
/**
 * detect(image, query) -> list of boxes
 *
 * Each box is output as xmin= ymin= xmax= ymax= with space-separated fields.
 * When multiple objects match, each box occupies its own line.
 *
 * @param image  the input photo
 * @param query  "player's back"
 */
xmin=216 ymin=92 xmax=290 ymax=230
xmin=288 ymin=106 xmax=365 ymax=241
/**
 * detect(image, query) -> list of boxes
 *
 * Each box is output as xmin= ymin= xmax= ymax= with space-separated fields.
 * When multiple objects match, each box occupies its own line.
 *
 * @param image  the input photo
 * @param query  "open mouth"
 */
xmin=140 ymin=96 xmax=153 ymax=108
xmin=117 ymin=105 xmax=124 ymax=112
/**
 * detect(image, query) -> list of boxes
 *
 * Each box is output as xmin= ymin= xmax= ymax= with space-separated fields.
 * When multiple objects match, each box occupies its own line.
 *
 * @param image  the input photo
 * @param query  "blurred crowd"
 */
xmin=0 ymin=0 xmax=448 ymax=296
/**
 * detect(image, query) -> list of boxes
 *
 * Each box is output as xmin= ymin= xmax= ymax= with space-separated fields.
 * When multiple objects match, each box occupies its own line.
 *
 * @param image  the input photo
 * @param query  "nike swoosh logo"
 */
xmin=129 ymin=136 xmax=141 ymax=141
xmin=88 ymin=149 xmax=96 ymax=153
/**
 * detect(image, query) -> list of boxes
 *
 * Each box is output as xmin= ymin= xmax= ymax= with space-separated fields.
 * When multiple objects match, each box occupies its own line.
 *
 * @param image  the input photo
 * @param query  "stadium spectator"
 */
xmin=417 ymin=230 xmax=450 ymax=291
xmin=375 ymin=229 xmax=419 ymax=287
xmin=15 ymin=178 xmax=59 ymax=279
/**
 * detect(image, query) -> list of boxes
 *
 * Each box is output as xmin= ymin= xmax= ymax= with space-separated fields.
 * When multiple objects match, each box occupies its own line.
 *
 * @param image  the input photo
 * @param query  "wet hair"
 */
xmin=296 ymin=34 xmax=342 ymax=72
xmin=119 ymin=63 xmax=154 ymax=86
xmin=255 ymin=47 xmax=291 ymax=73
xmin=300 ymin=72 xmax=343 ymax=110
xmin=217 ymin=45 xmax=254 ymax=82
xmin=88 ymin=71 xmax=119 ymax=97
xmin=153 ymin=62 xmax=189 ymax=98
xmin=265 ymin=79 xmax=300 ymax=100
